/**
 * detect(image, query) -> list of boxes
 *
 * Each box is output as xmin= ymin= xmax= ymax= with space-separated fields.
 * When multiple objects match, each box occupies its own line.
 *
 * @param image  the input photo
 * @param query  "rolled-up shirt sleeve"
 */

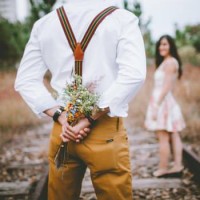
xmin=99 ymin=11 xmax=146 ymax=117
xmin=15 ymin=22 xmax=58 ymax=117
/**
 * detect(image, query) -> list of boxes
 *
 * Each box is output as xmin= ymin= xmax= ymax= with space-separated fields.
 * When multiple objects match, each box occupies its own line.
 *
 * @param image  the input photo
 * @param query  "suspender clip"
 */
xmin=74 ymin=43 xmax=84 ymax=61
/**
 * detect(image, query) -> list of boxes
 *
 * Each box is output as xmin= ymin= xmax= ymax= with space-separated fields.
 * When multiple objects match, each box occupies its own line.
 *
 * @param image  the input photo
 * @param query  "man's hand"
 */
xmin=60 ymin=117 xmax=91 ymax=143
xmin=44 ymin=108 xmax=91 ymax=143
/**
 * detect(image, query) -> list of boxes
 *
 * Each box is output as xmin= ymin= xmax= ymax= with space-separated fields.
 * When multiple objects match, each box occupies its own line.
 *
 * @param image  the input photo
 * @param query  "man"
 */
xmin=15 ymin=0 xmax=146 ymax=199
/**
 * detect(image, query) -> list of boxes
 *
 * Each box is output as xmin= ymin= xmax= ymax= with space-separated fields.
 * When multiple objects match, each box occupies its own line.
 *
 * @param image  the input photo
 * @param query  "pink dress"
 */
xmin=145 ymin=62 xmax=186 ymax=133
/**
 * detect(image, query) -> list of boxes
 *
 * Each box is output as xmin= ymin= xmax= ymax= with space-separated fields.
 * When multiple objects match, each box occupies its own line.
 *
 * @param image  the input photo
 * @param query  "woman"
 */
xmin=145 ymin=35 xmax=186 ymax=178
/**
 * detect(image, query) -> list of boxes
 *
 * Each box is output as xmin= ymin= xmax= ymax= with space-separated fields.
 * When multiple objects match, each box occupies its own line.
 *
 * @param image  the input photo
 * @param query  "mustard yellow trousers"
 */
xmin=48 ymin=116 xmax=133 ymax=200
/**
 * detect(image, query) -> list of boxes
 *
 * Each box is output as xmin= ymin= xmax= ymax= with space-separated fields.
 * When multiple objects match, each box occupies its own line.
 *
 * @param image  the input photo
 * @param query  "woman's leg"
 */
xmin=169 ymin=132 xmax=184 ymax=172
xmin=154 ymin=130 xmax=171 ymax=176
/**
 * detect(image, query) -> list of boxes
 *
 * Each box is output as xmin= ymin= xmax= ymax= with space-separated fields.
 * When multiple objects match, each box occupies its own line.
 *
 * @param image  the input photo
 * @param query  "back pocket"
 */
xmin=87 ymin=137 xmax=117 ymax=173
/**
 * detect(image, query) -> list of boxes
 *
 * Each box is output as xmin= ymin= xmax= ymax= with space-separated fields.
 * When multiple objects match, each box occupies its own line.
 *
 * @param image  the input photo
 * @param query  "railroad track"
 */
xmin=0 ymin=124 xmax=200 ymax=200
xmin=0 ymin=123 xmax=50 ymax=200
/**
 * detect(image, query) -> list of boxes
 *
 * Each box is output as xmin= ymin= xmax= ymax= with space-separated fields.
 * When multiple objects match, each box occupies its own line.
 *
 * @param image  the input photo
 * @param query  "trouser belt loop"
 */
xmin=116 ymin=117 xmax=119 ymax=131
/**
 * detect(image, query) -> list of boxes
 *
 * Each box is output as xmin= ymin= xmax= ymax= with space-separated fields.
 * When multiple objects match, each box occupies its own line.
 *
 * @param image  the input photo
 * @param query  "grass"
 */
xmin=126 ymin=64 xmax=200 ymax=143
xmin=0 ymin=70 xmax=43 ymax=146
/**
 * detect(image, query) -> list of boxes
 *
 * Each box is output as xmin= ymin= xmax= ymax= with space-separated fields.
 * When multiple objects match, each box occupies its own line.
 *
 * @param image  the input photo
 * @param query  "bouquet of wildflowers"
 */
xmin=62 ymin=74 xmax=100 ymax=125
xmin=55 ymin=74 xmax=100 ymax=169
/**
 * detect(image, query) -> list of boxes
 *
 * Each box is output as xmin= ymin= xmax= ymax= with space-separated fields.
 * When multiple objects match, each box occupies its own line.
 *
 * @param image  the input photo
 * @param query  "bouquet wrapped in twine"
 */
xmin=55 ymin=75 xmax=100 ymax=169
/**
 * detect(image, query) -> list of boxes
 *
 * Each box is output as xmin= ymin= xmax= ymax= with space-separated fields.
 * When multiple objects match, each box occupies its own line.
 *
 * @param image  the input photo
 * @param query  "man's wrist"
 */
xmin=91 ymin=107 xmax=110 ymax=121
xmin=57 ymin=111 xmax=67 ymax=125
xmin=44 ymin=106 xmax=60 ymax=117
xmin=100 ymin=107 xmax=110 ymax=113
xmin=86 ymin=115 xmax=96 ymax=126
xmin=52 ymin=106 xmax=65 ymax=122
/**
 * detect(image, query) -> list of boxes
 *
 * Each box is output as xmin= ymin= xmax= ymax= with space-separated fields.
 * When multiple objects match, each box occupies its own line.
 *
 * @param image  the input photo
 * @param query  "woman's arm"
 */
xmin=156 ymin=59 xmax=178 ymax=106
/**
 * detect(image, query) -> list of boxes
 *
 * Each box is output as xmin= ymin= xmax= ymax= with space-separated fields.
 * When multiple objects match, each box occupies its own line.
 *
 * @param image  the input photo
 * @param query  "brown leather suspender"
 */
xmin=57 ymin=6 xmax=118 ymax=77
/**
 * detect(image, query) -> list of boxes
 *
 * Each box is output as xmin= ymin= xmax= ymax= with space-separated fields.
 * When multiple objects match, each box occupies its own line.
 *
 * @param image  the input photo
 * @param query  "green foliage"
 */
xmin=143 ymin=29 xmax=155 ymax=58
xmin=124 ymin=0 xmax=142 ymax=24
xmin=175 ymin=24 xmax=200 ymax=66
xmin=185 ymin=24 xmax=200 ymax=52
xmin=175 ymin=24 xmax=200 ymax=52
xmin=123 ymin=0 xmax=154 ymax=58
xmin=132 ymin=1 xmax=142 ymax=20
xmin=0 ymin=19 xmax=30 ymax=68
xmin=28 ymin=0 xmax=56 ymax=27
xmin=0 ymin=1 xmax=56 ymax=69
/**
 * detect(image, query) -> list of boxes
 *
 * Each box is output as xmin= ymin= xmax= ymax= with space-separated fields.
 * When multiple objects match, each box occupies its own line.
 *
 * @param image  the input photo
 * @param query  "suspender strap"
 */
xmin=57 ymin=6 xmax=118 ymax=76
xmin=57 ymin=7 xmax=77 ymax=52
xmin=81 ymin=6 xmax=117 ymax=52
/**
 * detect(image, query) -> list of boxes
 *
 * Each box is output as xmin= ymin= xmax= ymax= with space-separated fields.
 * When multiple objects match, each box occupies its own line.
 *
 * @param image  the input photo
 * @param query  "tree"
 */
xmin=28 ymin=0 xmax=57 ymax=26
xmin=175 ymin=23 xmax=200 ymax=52
xmin=124 ymin=0 xmax=142 ymax=25
xmin=124 ymin=0 xmax=154 ymax=58
xmin=175 ymin=24 xmax=200 ymax=65
xmin=0 ymin=18 xmax=30 ymax=68
xmin=0 ymin=1 xmax=57 ymax=68
xmin=185 ymin=24 xmax=200 ymax=52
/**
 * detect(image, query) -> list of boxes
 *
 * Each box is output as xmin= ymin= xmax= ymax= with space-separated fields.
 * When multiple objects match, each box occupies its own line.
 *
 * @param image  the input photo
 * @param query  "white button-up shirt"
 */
xmin=15 ymin=0 xmax=146 ymax=118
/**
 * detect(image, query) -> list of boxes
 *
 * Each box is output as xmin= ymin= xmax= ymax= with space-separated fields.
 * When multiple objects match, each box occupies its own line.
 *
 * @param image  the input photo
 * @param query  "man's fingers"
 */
xmin=79 ymin=130 xmax=87 ymax=137
xmin=77 ymin=134 xmax=83 ymax=140
xmin=67 ymin=125 xmax=76 ymax=133
xmin=60 ymin=134 xmax=69 ymax=142
xmin=79 ymin=130 xmax=87 ymax=135
xmin=84 ymin=128 xmax=90 ymax=133
xmin=67 ymin=126 xmax=79 ymax=136
xmin=62 ymin=125 xmax=77 ymax=139
xmin=61 ymin=133 xmax=71 ymax=141
xmin=66 ymin=130 xmax=77 ymax=139
xmin=76 ymin=139 xmax=80 ymax=143
xmin=61 ymin=132 xmax=76 ymax=142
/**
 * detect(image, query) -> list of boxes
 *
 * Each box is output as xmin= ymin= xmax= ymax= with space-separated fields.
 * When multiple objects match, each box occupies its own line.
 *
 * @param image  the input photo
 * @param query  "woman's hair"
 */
xmin=155 ymin=35 xmax=182 ymax=79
